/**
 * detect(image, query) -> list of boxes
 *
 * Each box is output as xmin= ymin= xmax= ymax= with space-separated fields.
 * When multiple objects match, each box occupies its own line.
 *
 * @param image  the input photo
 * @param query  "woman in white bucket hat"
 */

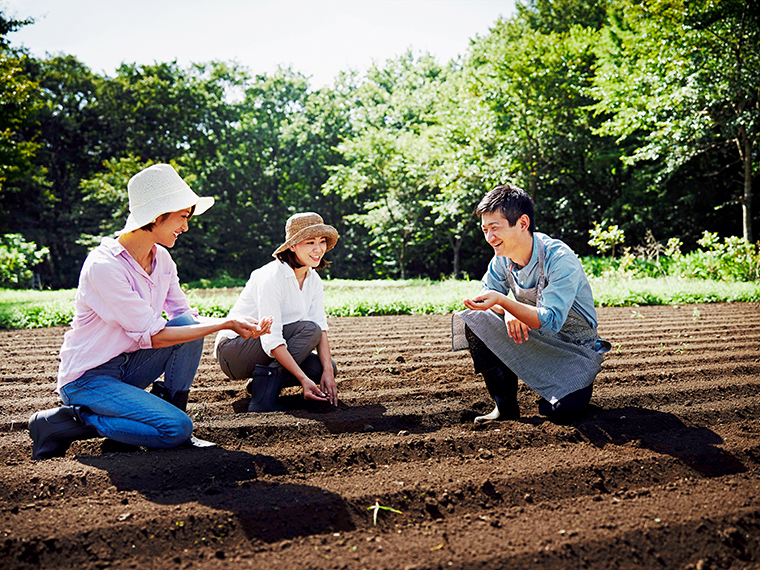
xmin=28 ymin=164 xmax=272 ymax=460
xmin=215 ymin=212 xmax=340 ymax=412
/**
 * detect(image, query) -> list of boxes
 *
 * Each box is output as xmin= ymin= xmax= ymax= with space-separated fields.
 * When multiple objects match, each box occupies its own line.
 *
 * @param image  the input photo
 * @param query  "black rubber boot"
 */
xmin=150 ymin=381 xmax=216 ymax=448
xmin=29 ymin=406 xmax=98 ymax=460
xmin=475 ymin=366 xmax=520 ymax=424
xmin=538 ymin=384 xmax=593 ymax=422
xmin=246 ymin=365 xmax=286 ymax=412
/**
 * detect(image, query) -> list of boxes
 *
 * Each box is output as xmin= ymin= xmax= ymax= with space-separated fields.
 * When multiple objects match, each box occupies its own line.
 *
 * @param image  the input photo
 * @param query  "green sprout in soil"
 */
xmin=368 ymin=501 xmax=402 ymax=525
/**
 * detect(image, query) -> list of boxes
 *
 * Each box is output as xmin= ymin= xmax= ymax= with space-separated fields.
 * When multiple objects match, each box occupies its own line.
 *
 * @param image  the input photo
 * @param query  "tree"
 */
xmin=0 ymin=12 xmax=39 ymax=224
xmin=593 ymin=0 xmax=760 ymax=242
xmin=467 ymin=10 xmax=626 ymax=252
xmin=323 ymin=53 xmax=455 ymax=278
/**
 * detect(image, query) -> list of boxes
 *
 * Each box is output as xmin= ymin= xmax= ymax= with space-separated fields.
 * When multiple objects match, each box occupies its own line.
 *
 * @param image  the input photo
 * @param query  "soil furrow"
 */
xmin=1 ymin=303 xmax=759 ymax=569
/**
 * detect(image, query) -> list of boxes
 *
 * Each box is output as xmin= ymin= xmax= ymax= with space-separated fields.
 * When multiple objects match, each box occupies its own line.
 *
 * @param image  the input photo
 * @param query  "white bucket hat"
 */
xmin=115 ymin=164 xmax=214 ymax=235
xmin=273 ymin=212 xmax=339 ymax=256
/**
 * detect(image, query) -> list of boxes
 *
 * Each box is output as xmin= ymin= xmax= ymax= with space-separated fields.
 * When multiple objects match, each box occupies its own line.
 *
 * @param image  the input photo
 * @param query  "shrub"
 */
xmin=672 ymin=232 xmax=760 ymax=281
xmin=0 ymin=234 xmax=49 ymax=289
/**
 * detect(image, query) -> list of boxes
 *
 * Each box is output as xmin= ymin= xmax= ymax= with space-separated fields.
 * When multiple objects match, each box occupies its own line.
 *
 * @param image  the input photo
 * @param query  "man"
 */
xmin=452 ymin=184 xmax=610 ymax=422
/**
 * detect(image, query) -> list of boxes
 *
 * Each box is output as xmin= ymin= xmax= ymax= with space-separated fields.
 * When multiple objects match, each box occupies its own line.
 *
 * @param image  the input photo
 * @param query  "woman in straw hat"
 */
xmin=215 ymin=212 xmax=339 ymax=412
xmin=28 ymin=164 xmax=272 ymax=460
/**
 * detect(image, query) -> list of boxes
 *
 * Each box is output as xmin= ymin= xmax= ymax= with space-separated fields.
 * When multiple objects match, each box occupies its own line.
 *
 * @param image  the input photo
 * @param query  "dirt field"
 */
xmin=1 ymin=303 xmax=759 ymax=570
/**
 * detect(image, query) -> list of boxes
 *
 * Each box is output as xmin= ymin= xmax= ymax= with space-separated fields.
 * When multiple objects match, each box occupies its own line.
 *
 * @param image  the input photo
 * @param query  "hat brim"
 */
xmin=273 ymin=224 xmax=339 ymax=256
xmin=115 ymin=196 xmax=214 ymax=235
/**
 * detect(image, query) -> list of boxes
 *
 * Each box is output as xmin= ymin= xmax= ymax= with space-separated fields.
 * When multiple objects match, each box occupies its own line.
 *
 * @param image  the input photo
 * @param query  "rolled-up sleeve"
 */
xmin=307 ymin=280 xmax=328 ymax=331
xmin=258 ymin=281 xmax=286 ymax=356
xmin=160 ymin=253 xmax=195 ymax=320
xmin=536 ymin=250 xmax=583 ymax=334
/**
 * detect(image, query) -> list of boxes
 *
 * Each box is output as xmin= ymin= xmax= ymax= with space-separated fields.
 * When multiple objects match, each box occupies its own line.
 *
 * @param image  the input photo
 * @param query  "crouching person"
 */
xmin=28 ymin=164 xmax=271 ymax=460
xmin=215 ymin=212 xmax=339 ymax=412
xmin=452 ymin=184 xmax=611 ymax=422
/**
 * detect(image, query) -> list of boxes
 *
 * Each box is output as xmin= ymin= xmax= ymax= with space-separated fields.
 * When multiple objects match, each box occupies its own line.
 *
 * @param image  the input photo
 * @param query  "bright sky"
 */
xmin=2 ymin=0 xmax=515 ymax=88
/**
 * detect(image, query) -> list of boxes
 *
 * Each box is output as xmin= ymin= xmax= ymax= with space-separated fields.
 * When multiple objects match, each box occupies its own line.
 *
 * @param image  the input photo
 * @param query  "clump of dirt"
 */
xmin=1 ymin=304 xmax=759 ymax=569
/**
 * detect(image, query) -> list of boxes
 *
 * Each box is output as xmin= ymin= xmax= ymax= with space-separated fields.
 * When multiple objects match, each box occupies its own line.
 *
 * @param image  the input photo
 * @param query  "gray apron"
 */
xmin=452 ymin=238 xmax=610 ymax=404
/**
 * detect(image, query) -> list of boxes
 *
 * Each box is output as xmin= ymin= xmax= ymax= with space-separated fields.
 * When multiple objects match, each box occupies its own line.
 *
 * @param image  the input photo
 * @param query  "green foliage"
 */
xmin=588 ymin=222 xmax=625 ymax=257
xmin=0 ymin=288 xmax=74 ymax=329
xmin=0 ymin=234 xmax=49 ymax=288
xmin=1 ymin=2 xmax=758 ymax=286
xmin=592 ymin=0 xmax=760 ymax=242
xmin=671 ymin=232 xmax=760 ymax=281
xmin=581 ymin=230 xmax=760 ymax=282
xmin=3 ymin=273 xmax=759 ymax=329
xmin=591 ymin=277 xmax=760 ymax=306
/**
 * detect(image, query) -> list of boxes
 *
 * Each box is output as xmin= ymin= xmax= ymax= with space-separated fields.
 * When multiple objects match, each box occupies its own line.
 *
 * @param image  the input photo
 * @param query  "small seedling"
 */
xmin=692 ymin=308 xmax=701 ymax=323
xmin=368 ymin=501 xmax=402 ymax=525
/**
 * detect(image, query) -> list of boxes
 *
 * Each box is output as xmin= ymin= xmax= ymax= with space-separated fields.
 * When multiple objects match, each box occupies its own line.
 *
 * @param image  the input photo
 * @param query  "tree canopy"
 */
xmin=0 ymin=1 xmax=757 ymax=289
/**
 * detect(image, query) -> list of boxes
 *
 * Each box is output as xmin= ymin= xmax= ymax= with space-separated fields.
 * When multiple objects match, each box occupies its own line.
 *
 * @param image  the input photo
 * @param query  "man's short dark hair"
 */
xmin=476 ymin=184 xmax=535 ymax=233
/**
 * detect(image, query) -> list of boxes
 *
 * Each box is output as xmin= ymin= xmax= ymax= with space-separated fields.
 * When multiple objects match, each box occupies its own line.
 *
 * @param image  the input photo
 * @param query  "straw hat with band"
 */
xmin=116 ymin=164 xmax=215 ymax=236
xmin=273 ymin=212 xmax=339 ymax=257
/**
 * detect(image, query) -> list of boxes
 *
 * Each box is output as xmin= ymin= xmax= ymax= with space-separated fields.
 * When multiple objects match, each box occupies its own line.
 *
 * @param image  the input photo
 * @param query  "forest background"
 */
xmin=0 ymin=0 xmax=758 ymax=291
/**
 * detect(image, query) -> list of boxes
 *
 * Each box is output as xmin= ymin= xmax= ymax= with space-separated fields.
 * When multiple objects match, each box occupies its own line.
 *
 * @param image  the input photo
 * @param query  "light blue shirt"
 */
xmin=482 ymin=232 xmax=598 ymax=334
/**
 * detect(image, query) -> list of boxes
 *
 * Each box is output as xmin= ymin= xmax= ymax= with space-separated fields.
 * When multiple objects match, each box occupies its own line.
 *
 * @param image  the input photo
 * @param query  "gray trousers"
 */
xmin=217 ymin=320 xmax=336 ymax=381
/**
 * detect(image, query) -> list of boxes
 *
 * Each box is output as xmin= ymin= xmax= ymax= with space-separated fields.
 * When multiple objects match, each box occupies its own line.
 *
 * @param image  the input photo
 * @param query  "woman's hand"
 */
xmin=301 ymin=377 xmax=329 ymax=402
xmin=228 ymin=316 xmax=272 ymax=339
xmin=504 ymin=311 xmax=531 ymax=344
xmin=252 ymin=316 xmax=273 ymax=338
xmin=320 ymin=372 xmax=338 ymax=406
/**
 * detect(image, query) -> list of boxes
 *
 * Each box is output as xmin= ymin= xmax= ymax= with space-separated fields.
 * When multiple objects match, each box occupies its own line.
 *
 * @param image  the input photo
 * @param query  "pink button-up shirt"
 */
xmin=57 ymin=237 xmax=196 ymax=391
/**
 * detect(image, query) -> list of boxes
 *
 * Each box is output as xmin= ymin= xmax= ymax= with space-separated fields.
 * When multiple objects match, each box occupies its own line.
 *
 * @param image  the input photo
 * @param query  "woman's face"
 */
xmin=290 ymin=236 xmax=328 ymax=268
xmin=152 ymin=208 xmax=192 ymax=248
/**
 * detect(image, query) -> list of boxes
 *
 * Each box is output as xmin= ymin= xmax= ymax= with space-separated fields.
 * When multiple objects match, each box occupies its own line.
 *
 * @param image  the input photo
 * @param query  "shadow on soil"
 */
xmin=77 ymin=447 xmax=355 ymax=543
xmin=573 ymin=405 xmax=746 ymax=477
xmin=233 ymin=394 xmax=438 ymax=435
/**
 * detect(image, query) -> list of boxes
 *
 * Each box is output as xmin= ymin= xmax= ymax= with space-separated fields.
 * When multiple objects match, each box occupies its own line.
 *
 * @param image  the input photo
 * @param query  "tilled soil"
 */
xmin=1 ymin=303 xmax=759 ymax=570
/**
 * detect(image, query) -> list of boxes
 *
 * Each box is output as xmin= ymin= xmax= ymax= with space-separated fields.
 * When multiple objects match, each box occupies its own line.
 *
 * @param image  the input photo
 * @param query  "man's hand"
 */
xmin=504 ymin=311 xmax=531 ymax=344
xmin=463 ymin=290 xmax=504 ymax=311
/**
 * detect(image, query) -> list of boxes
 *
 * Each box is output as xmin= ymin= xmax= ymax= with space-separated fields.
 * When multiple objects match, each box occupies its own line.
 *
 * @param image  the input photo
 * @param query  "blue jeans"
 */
xmin=59 ymin=313 xmax=203 ymax=449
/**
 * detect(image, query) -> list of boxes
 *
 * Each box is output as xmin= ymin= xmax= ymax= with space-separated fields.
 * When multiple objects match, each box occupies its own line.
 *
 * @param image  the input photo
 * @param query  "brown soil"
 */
xmin=1 ymin=303 xmax=759 ymax=570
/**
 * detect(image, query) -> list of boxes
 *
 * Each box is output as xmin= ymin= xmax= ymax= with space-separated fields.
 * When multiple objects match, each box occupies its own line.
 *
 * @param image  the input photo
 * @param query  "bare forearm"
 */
xmin=317 ymin=332 xmax=332 ymax=374
xmin=271 ymin=344 xmax=309 ymax=384
xmin=499 ymin=295 xmax=541 ymax=329
xmin=151 ymin=316 xmax=270 ymax=348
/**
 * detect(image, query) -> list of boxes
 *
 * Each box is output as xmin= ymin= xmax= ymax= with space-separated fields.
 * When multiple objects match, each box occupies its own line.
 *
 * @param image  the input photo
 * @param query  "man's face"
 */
xmin=481 ymin=210 xmax=525 ymax=257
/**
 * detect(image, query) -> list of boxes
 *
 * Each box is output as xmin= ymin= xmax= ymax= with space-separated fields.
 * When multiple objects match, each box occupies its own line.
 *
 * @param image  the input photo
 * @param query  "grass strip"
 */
xmin=1 ymin=277 xmax=758 ymax=329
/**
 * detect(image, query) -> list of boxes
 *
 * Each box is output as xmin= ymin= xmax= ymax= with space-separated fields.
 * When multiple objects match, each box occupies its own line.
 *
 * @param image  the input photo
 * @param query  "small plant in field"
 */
xmin=692 ymin=308 xmax=701 ymax=323
xmin=589 ymin=222 xmax=625 ymax=257
xmin=367 ymin=501 xmax=402 ymax=525
xmin=665 ymin=237 xmax=683 ymax=258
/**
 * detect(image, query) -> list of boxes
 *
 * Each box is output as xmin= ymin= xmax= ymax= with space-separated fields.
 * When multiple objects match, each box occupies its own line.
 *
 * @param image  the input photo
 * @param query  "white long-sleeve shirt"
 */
xmin=214 ymin=259 xmax=328 ymax=357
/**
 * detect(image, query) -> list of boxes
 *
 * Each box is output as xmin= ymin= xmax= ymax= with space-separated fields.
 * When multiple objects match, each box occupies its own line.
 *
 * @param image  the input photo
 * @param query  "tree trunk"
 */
xmin=739 ymin=125 xmax=754 ymax=243
xmin=450 ymin=234 xmax=462 ymax=278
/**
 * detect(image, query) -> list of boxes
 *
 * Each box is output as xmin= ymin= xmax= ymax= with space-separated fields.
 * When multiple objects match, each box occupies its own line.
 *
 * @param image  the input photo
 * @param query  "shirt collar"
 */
xmin=278 ymin=259 xmax=312 ymax=281
xmin=101 ymin=236 xmax=158 ymax=269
